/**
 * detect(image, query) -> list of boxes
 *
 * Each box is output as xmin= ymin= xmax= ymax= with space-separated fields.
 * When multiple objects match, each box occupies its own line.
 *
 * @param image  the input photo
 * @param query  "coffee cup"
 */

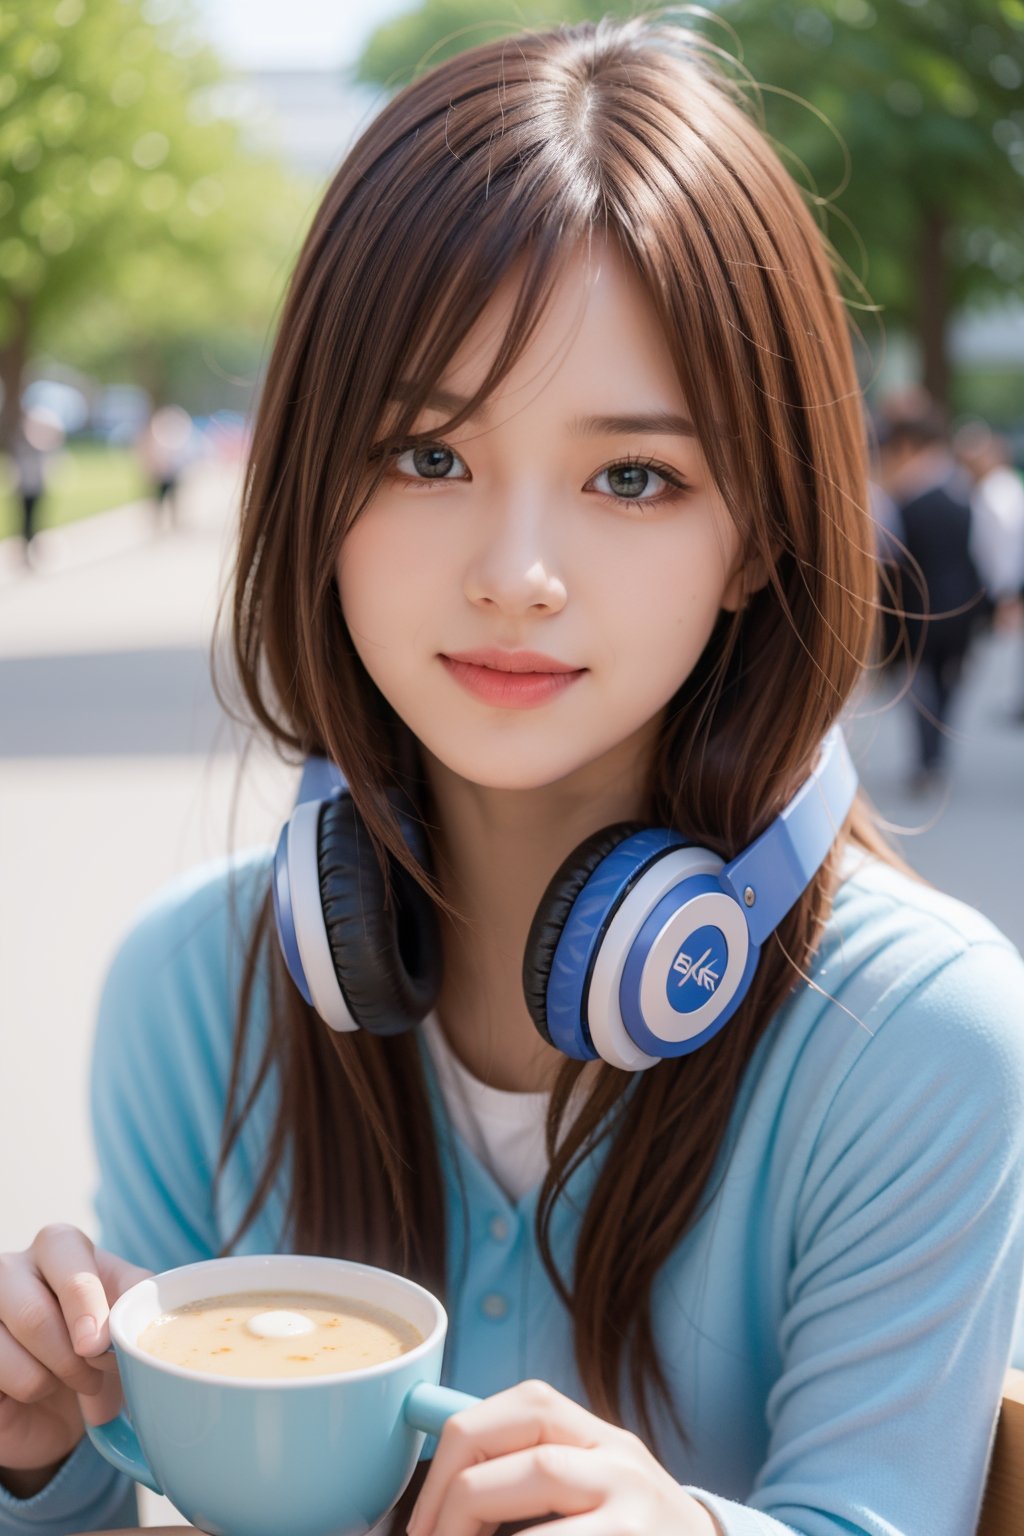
xmin=85 ymin=1253 xmax=481 ymax=1536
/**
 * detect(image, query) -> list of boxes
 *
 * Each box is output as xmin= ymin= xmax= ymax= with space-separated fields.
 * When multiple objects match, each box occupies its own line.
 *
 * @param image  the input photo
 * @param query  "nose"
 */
xmin=463 ymin=490 xmax=568 ymax=615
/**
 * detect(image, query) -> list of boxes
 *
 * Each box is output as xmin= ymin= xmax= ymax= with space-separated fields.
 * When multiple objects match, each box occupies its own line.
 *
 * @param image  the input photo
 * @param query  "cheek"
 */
xmin=336 ymin=506 xmax=420 ymax=641
xmin=601 ymin=522 xmax=734 ymax=656
xmin=602 ymin=540 xmax=732 ymax=726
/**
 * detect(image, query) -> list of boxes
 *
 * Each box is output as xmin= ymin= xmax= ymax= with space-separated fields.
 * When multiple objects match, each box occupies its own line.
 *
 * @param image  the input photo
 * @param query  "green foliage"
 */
xmin=951 ymin=363 xmax=1024 ymax=428
xmin=0 ymin=0 xmax=314 ymax=392
xmin=714 ymin=0 xmax=1024 ymax=328
xmin=355 ymin=0 xmax=1024 ymax=337
xmin=355 ymin=0 xmax=636 ymax=87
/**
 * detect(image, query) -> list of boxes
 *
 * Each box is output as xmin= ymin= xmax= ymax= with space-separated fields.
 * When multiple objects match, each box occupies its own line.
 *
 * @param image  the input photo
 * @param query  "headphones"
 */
xmin=272 ymin=728 xmax=857 ymax=1072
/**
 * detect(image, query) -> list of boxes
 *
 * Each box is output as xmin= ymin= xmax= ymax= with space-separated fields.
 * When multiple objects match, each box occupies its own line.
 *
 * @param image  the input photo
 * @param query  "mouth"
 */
xmin=438 ymin=654 xmax=586 ymax=709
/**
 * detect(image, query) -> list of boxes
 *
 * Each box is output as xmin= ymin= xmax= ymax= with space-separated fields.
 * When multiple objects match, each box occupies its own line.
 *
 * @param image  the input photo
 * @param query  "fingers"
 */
xmin=0 ymin=1255 xmax=109 ymax=1402
xmin=0 ymin=1223 xmax=144 ymax=1409
xmin=28 ymin=1225 xmax=113 ymax=1357
xmin=0 ymin=1319 xmax=84 ymax=1408
xmin=33 ymin=1225 xmax=150 ymax=1356
xmin=92 ymin=1247 xmax=154 ymax=1351
xmin=439 ymin=1379 xmax=606 ymax=1462
xmin=512 ymin=1515 xmax=608 ymax=1536
xmin=78 ymin=1357 xmax=125 ymax=1429
xmin=417 ymin=1443 xmax=603 ymax=1536
xmin=410 ymin=1381 xmax=622 ymax=1536
xmin=0 ymin=1225 xmax=145 ymax=1478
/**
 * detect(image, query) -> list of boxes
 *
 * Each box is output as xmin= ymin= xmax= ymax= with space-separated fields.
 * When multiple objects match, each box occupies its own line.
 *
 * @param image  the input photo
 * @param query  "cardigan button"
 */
xmin=488 ymin=1216 xmax=510 ymax=1242
xmin=481 ymin=1292 xmax=509 ymax=1320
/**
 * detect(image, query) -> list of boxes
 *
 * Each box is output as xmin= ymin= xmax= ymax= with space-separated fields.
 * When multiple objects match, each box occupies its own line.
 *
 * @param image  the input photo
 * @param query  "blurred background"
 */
xmin=1 ymin=2 xmax=1023 ymax=1515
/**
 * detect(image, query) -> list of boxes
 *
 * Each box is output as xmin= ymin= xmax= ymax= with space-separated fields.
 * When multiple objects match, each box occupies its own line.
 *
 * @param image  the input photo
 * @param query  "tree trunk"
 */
xmin=0 ymin=293 xmax=31 ymax=453
xmin=917 ymin=206 xmax=950 ymax=414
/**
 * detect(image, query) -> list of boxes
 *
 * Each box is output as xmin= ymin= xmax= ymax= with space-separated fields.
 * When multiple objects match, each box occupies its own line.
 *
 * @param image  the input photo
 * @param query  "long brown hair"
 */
xmin=212 ymin=8 xmax=904 ymax=1509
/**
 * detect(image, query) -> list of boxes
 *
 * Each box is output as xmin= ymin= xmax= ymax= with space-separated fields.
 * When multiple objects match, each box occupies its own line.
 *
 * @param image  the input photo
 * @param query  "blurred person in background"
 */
xmin=953 ymin=419 xmax=1024 ymax=723
xmin=136 ymin=404 xmax=193 ymax=531
xmin=875 ymin=389 xmax=986 ymax=796
xmin=11 ymin=406 xmax=64 ymax=569
xmin=866 ymin=467 xmax=904 ymax=670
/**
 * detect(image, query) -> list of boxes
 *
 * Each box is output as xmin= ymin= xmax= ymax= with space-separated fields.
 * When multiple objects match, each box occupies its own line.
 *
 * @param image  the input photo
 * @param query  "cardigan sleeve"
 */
xmin=680 ymin=936 xmax=1024 ymax=1536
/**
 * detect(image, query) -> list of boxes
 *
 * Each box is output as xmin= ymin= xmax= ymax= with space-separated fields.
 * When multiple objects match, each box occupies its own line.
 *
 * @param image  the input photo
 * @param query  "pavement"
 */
xmin=1 ymin=461 xmax=301 ymax=1243
xmin=1 ymin=473 xmax=1022 ymax=1523
xmin=0 ymin=465 xmax=297 ymax=1528
xmin=843 ymin=627 xmax=1024 ymax=948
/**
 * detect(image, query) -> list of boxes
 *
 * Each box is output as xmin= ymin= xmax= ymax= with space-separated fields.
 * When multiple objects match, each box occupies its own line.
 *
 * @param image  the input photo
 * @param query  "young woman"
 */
xmin=2 ymin=14 xmax=1023 ymax=1535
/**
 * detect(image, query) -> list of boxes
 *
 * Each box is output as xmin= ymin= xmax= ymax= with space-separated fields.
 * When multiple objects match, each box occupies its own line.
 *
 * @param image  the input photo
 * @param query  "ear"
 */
xmin=721 ymin=548 xmax=773 ymax=614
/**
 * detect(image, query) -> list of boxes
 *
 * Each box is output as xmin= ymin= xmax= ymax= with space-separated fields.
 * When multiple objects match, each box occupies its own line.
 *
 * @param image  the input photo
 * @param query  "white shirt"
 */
xmin=421 ymin=1010 xmax=584 ymax=1203
xmin=970 ymin=465 xmax=1024 ymax=600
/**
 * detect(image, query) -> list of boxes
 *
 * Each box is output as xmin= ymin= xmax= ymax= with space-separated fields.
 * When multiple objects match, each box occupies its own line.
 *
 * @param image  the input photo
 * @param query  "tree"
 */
xmin=717 ymin=0 xmax=1024 ymax=408
xmin=355 ymin=0 xmax=636 ymax=87
xmin=354 ymin=0 xmax=1024 ymax=409
xmin=0 ymin=0 xmax=311 ymax=447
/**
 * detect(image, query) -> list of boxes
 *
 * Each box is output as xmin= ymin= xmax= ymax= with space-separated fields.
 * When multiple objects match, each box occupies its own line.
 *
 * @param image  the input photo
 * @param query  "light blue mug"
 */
xmin=85 ymin=1253 xmax=481 ymax=1536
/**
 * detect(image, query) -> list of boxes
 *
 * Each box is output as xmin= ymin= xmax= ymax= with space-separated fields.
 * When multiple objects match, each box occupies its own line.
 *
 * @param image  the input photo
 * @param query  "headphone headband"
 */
xmin=720 ymin=726 xmax=857 ymax=946
xmin=296 ymin=756 xmax=347 ymax=805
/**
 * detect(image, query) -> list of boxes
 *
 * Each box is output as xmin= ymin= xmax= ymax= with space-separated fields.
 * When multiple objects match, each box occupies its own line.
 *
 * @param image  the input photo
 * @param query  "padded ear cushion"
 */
xmin=317 ymin=794 xmax=442 ymax=1036
xmin=523 ymin=821 xmax=648 ymax=1046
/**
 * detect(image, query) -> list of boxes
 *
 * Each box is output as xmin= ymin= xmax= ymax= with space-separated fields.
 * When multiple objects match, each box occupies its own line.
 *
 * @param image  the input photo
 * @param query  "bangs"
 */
xmin=366 ymin=220 xmax=600 ymax=464
xmin=327 ymin=23 xmax=790 ymax=538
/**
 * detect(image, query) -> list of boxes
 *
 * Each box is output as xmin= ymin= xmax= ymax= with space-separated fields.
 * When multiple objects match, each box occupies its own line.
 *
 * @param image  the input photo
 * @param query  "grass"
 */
xmin=0 ymin=441 xmax=150 ymax=542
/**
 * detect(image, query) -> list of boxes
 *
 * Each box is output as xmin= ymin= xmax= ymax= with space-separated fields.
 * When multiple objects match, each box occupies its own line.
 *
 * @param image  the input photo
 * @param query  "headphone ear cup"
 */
xmin=317 ymin=795 xmax=442 ymax=1036
xmin=523 ymin=821 xmax=647 ymax=1047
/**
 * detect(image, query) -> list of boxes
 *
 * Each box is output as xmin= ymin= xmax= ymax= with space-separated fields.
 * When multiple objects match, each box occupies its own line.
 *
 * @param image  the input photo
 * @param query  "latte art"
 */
xmin=136 ymin=1289 xmax=423 ymax=1378
xmin=245 ymin=1309 xmax=316 ymax=1339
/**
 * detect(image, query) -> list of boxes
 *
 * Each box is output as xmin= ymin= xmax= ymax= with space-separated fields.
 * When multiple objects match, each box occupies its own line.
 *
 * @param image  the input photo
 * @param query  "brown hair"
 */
xmin=213 ymin=11 xmax=904 ymax=1522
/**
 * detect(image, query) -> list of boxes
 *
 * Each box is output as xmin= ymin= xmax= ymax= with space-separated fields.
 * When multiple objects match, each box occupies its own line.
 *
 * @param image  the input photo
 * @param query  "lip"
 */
xmin=439 ymin=653 xmax=586 ymax=710
xmin=443 ymin=648 xmax=581 ymax=674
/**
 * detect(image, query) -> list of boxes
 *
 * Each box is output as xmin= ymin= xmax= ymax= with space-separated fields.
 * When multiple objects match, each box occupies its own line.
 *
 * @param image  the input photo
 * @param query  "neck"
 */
xmin=417 ymin=721 xmax=660 ymax=1092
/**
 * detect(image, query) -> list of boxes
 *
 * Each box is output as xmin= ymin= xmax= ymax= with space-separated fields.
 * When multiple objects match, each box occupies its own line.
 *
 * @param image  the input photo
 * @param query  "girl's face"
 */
xmin=336 ymin=238 xmax=747 ymax=793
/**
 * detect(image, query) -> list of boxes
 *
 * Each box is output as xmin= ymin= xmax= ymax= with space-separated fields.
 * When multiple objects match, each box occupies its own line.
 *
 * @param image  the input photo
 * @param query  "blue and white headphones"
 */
xmin=272 ymin=727 xmax=857 ymax=1072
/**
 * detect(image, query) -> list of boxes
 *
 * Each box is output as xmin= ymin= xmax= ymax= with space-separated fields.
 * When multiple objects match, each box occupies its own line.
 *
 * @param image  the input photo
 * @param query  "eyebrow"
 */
xmin=389 ymin=382 xmax=698 ymax=438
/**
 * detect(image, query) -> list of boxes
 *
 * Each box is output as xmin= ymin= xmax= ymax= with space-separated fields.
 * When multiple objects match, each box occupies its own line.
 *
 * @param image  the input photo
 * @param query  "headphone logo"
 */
xmin=667 ymin=925 xmax=728 ymax=1014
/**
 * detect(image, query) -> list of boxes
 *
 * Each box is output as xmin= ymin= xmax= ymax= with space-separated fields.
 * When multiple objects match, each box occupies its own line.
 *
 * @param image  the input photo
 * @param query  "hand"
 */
xmin=0 ymin=1224 xmax=152 ymax=1492
xmin=405 ymin=1379 xmax=722 ymax=1536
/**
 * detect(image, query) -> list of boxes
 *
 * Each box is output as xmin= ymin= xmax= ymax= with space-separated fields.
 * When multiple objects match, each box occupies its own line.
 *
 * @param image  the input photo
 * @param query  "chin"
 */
xmin=421 ymin=741 xmax=596 ymax=794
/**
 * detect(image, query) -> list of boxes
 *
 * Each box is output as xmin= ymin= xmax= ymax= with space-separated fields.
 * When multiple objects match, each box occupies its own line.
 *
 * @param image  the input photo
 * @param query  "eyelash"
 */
xmin=373 ymin=439 xmax=692 ymax=510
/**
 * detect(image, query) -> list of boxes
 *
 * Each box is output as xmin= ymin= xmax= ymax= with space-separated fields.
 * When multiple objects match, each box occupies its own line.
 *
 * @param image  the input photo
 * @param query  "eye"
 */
xmin=386 ymin=441 xmax=469 ymax=483
xmin=587 ymin=455 xmax=691 ymax=507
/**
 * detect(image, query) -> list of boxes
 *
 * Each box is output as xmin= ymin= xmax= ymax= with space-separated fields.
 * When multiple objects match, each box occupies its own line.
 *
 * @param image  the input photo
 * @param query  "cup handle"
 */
xmin=403 ymin=1382 xmax=481 ymax=1437
xmin=85 ymin=1414 xmax=164 ymax=1496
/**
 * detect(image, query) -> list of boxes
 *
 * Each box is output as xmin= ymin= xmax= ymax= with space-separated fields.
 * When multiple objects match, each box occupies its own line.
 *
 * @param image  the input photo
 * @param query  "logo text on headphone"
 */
xmin=666 ymin=925 xmax=728 ymax=1014
xmin=674 ymin=948 xmax=718 ymax=990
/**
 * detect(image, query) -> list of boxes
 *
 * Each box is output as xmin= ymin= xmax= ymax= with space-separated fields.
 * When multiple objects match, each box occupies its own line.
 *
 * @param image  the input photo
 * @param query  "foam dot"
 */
xmin=245 ymin=1310 xmax=316 ymax=1339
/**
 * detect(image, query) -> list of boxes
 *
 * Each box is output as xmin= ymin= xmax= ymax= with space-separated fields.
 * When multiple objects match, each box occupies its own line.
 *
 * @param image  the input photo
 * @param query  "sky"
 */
xmin=194 ymin=0 xmax=415 ymax=70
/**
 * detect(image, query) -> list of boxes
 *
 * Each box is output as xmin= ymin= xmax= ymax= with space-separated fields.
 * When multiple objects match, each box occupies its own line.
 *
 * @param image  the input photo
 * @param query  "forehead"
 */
xmin=401 ymin=236 xmax=688 ymax=422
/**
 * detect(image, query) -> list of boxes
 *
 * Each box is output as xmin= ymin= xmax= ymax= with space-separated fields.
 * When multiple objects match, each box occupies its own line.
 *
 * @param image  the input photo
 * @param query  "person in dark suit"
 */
xmin=875 ymin=393 xmax=987 ymax=795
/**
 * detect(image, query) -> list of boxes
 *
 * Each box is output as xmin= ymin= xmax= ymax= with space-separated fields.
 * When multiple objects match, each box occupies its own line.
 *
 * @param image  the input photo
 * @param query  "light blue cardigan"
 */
xmin=3 ymin=845 xmax=1023 ymax=1535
